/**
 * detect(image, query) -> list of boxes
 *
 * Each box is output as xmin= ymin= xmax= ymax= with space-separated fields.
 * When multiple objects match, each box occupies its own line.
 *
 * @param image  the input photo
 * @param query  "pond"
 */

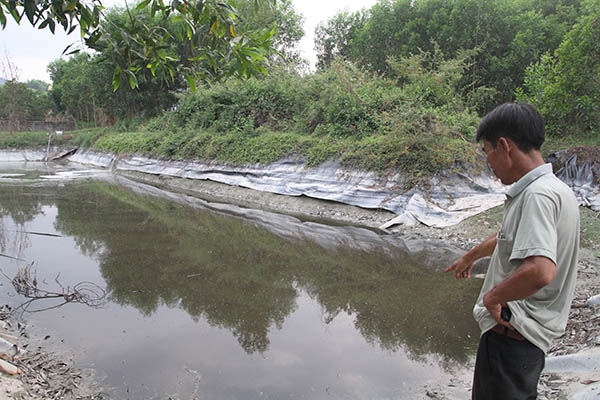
xmin=0 ymin=161 xmax=482 ymax=399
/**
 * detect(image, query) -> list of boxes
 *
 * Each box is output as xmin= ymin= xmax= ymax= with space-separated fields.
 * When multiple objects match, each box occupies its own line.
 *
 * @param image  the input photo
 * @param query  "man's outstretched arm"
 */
xmin=446 ymin=232 xmax=497 ymax=279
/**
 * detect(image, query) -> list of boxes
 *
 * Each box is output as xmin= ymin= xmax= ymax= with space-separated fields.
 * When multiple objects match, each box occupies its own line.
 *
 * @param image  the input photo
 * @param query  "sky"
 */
xmin=0 ymin=0 xmax=378 ymax=82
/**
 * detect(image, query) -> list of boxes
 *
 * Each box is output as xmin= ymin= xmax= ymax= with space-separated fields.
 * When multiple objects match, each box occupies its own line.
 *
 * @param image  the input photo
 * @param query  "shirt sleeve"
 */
xmin=510 ymin=191 xmax=558 ymax=265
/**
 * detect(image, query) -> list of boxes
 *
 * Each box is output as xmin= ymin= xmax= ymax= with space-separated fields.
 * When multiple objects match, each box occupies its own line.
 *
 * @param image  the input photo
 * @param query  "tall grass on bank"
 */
xmin=0 ymin=58 xmax=504 ymax=182
xmin=92 ymin=62 xmax=482 ymax=181
xmin=0 ymin=129 xmax=103 ymax=149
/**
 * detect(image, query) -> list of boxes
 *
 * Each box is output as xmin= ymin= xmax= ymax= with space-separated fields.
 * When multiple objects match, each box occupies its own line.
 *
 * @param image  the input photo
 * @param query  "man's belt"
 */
xmin=491 ymin=324 xmax=527 ymax=341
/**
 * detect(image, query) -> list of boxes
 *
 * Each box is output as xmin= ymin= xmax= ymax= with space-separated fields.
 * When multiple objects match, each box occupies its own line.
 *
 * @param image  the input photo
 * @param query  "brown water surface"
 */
xmin=0 ymin=162 xmax=481 ymax=399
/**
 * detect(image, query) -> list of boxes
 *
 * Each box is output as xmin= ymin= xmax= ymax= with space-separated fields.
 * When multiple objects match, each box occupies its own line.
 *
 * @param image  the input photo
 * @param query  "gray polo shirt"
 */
xmin=473 ymin=163 xmax=580 ymax=353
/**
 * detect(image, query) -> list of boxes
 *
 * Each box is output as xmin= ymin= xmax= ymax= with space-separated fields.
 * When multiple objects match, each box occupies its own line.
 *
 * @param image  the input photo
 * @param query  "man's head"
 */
xmin=476 ymin=103 xmax=546 ymax=185
xmin=476 ymin=102 xmax=545 ymax=152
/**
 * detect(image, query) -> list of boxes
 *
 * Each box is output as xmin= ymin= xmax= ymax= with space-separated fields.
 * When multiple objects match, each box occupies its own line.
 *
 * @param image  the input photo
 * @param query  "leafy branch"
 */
xmin=0 ymin=0 xmax=277 ymax=90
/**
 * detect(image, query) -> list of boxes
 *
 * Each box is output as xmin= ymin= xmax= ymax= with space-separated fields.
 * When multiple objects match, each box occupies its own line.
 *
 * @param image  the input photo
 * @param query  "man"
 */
xmin=446 ymin=102 xmax=579 ymax=399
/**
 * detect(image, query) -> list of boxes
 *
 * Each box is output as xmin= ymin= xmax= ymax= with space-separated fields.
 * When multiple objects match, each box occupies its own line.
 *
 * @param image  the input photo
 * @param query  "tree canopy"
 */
xmin=315 ymin=0 xmax=584 ymax=110
xmin=517 ymin=0 xmax=600 ymax=137
xmin=45 ymin=0 xmax=303 ymax=123
xmin=2 ymin=0 xmax=597 ymax=145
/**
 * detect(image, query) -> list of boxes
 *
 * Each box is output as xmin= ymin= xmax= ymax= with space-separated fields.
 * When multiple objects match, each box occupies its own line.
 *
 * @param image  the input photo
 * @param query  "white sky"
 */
xmin=0 ymin=0 xmax=377 ymax=82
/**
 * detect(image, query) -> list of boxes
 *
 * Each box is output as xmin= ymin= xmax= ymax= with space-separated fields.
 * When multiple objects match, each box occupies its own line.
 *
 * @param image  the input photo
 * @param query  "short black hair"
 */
xmin=475 ymin=102 xmax=545 ymax=152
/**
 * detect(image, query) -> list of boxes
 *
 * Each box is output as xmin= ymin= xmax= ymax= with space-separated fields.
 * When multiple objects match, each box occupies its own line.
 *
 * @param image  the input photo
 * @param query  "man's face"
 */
xmin=481 ymin=139 xmax=509 ymax=184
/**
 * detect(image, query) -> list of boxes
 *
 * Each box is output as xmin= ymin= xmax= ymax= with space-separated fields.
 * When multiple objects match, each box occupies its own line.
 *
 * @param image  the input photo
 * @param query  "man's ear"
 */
xmin=497 ymin=137 xmax=512 ymax=154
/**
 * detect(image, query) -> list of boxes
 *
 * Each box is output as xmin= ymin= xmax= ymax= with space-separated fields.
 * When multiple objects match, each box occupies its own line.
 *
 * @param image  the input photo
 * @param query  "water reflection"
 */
xmin=1 ymin=176 xmax=479 ymax=360
xmin=0 ymin=169 xmax=481 ymax=398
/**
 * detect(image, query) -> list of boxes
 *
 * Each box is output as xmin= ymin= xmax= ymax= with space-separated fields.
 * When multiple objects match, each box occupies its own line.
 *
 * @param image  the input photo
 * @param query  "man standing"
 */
xmin=446 ymin=103 xmax=579 ymax=399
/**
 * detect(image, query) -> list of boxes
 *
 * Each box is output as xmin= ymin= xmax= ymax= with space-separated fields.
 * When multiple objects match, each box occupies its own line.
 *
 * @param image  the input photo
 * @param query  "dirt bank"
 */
xmin=0 ymin=175 xmax=598 ymax=399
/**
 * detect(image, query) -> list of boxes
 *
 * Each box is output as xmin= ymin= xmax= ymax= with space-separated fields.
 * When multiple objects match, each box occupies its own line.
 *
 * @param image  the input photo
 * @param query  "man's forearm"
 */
xmin=464 ymin=232 xmax=497 ymax=264
xmin=484 ymin=256 xmax=557 ymax=306
xmin=446 ymin=232 xmax=498 ymax=279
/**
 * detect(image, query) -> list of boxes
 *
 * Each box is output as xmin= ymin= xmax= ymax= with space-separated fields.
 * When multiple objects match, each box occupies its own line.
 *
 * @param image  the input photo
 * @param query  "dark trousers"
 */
xmin=472 ymin=329 xmax=545 ymax=400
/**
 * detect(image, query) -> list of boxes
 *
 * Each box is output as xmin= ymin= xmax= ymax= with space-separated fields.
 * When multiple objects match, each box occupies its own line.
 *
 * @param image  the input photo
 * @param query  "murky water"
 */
xmin=0 ymin=161 xmax=482 ymax=399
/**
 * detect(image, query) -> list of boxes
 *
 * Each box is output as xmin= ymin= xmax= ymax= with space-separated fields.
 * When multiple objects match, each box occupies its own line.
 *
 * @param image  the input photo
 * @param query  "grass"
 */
xmin=0 ymin=131 xmax=49 ymax=148
xmin=66 ymin=126 xmax=482 ymax=185
xmin=0 ymin=129 xmax=105 ymax=149
xmin=0 ymin=125 xmax=594 ymax=191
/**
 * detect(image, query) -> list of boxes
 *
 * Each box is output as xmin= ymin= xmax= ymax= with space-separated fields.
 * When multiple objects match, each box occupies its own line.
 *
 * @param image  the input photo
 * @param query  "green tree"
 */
xmin=314 ymin=10 xmax=366 ymax=70
xmin=46 ymin=0 xmax=304 ymax=123
xmin=48 ymin=56 xmax=96 ymax=123
xmin=25 ymin=79 xmax=50 ymax=91
xmin=1 ymin=0 xmax=277 ymax=89
xmin=49 ymin=51 xmax=177 ymax=124
xmin=237 ymin=0 xmax=305 ymax=66
xmin=0 ymin=80 xmax=53 ymax=129
xmin=315 ymin=0 xmax=583 ymax=109
xmin=517 ymin=1 xmax=600 ymax=137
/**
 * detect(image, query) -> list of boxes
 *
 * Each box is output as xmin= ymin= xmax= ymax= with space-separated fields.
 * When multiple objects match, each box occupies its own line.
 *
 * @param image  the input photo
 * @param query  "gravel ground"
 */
xmin=0 ymin=176 xmax=598 ymax=399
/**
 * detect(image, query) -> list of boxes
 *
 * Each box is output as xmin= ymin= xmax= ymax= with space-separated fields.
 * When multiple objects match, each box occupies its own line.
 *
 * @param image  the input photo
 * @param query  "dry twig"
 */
xmin=9 ymin=262 xmax=108 ymax=314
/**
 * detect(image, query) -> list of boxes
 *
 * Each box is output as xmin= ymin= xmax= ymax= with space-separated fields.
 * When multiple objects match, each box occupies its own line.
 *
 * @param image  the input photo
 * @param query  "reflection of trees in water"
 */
xmin=6 ymin=180 xmax=479 ymax=364
xmin=0 ymin=186 xmax=48 ymax=260
xmin=9 ymin=225 xmax=29 ymax=260
xmin=294 ymin=246 xmax=480 ymax=368
xmin=52 ymin=183 xmax=298 ymax=354
xmin=53 ymin=189 xmax=109 ymax=257
xmin=0 ymin=186 xmax=46 ymax=225
xmin=0 ymin=221 xmax=30 ymax=261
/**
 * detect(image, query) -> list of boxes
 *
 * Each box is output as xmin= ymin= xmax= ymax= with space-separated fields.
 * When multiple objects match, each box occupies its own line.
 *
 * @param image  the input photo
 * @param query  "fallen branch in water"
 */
xmin=0 ymin=253 xmax=26 ymax=262
xmin=2 ymin=228 xmax=63 ymax=237
xmin=24 ymin=231 xmax=63 ymax=238
xmin=9 ymin=262 xmax=108 ymax=313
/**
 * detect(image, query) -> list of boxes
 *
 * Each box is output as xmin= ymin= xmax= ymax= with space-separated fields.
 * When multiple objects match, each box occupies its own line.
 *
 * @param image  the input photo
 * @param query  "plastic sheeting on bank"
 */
xmin=3 ymin=149 xmax=597 ymax=228
xmin=69 ymin=150 xmax=508 ymax=228
xmin=556 ymin=154 xmax=600 ymax=210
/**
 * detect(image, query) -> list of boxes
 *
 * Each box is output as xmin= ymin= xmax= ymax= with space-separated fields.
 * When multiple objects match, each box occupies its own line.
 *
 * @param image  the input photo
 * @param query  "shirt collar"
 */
xmin=506 ymin=163 xmax=553 ymax=199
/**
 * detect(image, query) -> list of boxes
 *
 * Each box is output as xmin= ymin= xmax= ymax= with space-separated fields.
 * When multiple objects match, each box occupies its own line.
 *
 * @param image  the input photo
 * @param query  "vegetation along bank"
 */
xmin=1 ymin=0 xmax=598 ymax=183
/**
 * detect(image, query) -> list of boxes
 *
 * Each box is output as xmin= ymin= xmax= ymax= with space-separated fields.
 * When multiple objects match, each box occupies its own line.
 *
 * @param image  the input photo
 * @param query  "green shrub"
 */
xmin=93 ymin=131 xmax=165 ymax=155
xmin=166 ymin=69 xmax=305 ymax=134
xmin=0 ymin=131 xmax=49 ymax=148
xmin=300 ymin=63 xmax=397 ymax=138
xmin=517 ymin=10 xmax=600 ymax=138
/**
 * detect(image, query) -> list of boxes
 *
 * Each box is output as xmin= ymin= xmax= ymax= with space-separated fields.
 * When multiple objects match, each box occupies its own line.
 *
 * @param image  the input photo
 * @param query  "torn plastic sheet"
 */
xmin=556 ymin=154 xmax=600 ymax=211
xmin=69 ymin=151 xmax=508 ymax=228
